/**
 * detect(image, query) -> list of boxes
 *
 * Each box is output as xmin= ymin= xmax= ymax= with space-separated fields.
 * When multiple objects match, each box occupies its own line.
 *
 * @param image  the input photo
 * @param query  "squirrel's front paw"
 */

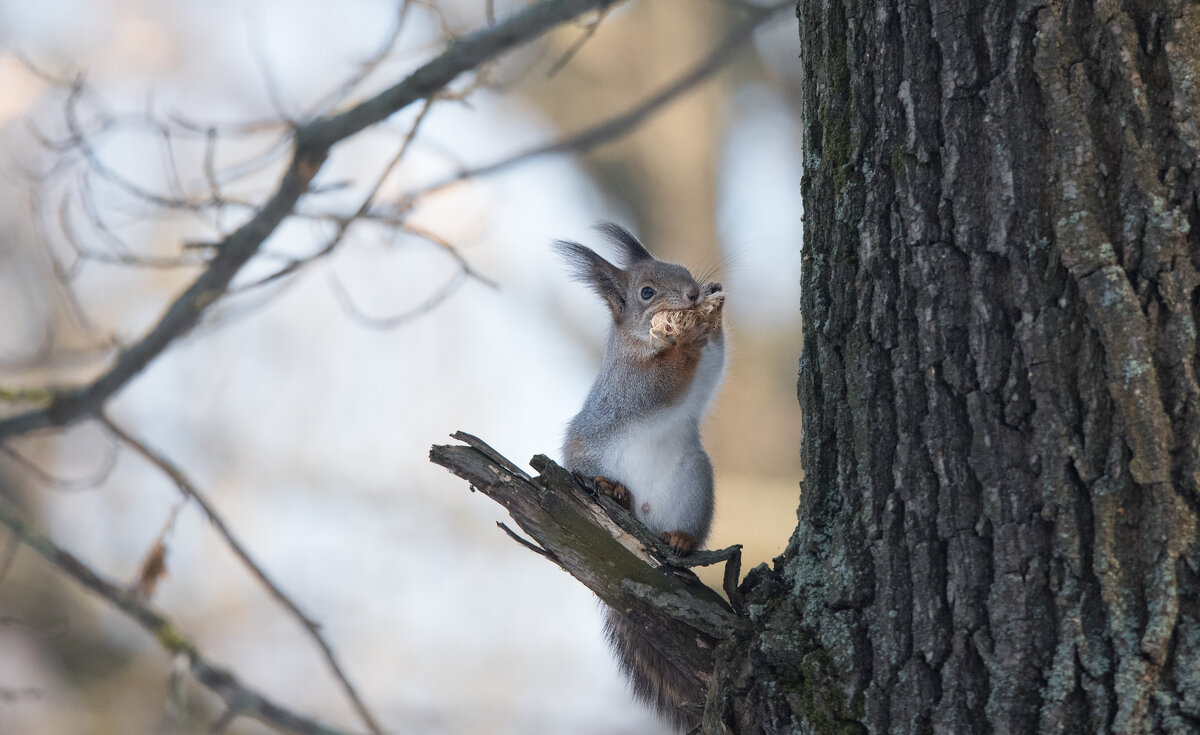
xmin=659 ymin=530 xmax=697 ymax=556
xmin=593 ymin=476 xmax=632 ymax=511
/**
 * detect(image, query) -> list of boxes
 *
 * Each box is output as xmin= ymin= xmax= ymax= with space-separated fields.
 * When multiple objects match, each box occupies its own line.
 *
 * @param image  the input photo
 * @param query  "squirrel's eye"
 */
xmin=640 ymin=286 xmax=656 ymax=301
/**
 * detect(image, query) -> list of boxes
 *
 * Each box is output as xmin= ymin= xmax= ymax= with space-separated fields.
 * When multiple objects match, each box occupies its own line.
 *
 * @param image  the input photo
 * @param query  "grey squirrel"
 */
xmin=556 ymin=222 xmax=726 ymax=733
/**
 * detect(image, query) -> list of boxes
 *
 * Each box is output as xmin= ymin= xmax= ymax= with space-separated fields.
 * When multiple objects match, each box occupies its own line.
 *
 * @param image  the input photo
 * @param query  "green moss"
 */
xmin=890 ymin=144 xmax=916 ymax=174
xmin=194 ymin=290 xmax=222 ymax=310
xmin=0 ymin=385 xmax=54 ymax=404
xmin=822 ymin=17 xmax=853 ymax=195
xmin=780 ymin=648 xmax=867 ymax=733
xmin=154 ymin=622 xmax=198 ymax=658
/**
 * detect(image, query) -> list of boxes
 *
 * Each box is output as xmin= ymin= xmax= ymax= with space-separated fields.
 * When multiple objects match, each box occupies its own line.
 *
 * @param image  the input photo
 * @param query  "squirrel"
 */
xmin=556 ymin=222 xmax=726 ymax=733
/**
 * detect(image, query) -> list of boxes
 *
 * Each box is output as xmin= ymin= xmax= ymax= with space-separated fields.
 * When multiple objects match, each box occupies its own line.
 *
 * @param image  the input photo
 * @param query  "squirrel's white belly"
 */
xmin=602 ymin=415 xmax=696 ymax=534
xmin=599 ymin=340 xmax=724 ymax=536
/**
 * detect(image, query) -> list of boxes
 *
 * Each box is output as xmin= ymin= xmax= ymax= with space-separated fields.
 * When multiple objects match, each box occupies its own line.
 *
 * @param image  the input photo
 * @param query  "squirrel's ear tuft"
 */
xmin=593 ymin=221 xmax=653 ymax=264
xmin=554 ymin=239 xmax=628 ymax=320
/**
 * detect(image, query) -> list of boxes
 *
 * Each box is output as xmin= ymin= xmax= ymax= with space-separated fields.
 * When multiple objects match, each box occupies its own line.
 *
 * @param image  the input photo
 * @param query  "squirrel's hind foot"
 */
xmin=593 ymin=476 xmax=632 ymax=510
xmin=659 ymin=530 xmax=697 ymax=556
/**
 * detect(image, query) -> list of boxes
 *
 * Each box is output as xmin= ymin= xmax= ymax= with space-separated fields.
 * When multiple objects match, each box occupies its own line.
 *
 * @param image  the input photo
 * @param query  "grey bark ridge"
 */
xmin=697 ymin=0 xmax=1200 ymax=732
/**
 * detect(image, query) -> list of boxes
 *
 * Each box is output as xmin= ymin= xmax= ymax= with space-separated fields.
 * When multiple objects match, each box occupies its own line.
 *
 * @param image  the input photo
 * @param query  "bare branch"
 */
xmin=60 ymin=80 xmax=200 ymax=212
xmin=327 ymin=265 xmax=468 ymax=330
xmin=210 ymin=705 xmax=239 ymax=734
xmin=402 ymin=1 xmax=788 ymax=203
xmin=399 ymin=223 xmax=499 ymax=289
xmin=0 ymin=493 xmax=363 ymax=735
xmin=413 ymin=1 xmax=459 ymax=41
xmin=0 ymin=0 xmax=622 ymax=440
xmin=0 ymin=435 xmax=120 ymax=492
xmin=169 ymin=111 xmax=291 ymax=138
xmin=0 ymin=531 xmax=17 ymax=590
xmin=98 ymin=415 xmax=387 ymax=735
xmin=247 ymin=12 xmax=298 ymax=124
xmin=430 ymin=433 xmax=745 ymax=698
xmin=545 ymin=8 xmax=611 ymax=78
xmin=233 ymin=97 xmax=435 ymax=295
xmin=496 ymin=521 xmax=557 ymax=560
xmin=60 ymin=185 xmax=209 ymax=270
xmin=309 ymin=1 xmax=415 ymax=117
xmin=189 ymin=129 xmax=294 ymax=192
xmin=0 ymin=386 xmax=55 ymax=405
xmin=302 ymin=0 xmax=623 ymax=149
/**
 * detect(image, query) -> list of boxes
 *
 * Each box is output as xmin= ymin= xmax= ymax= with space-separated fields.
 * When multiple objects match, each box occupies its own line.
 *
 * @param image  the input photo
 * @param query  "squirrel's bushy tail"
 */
xmin=604 ymin=606 xmax=703 ymax=733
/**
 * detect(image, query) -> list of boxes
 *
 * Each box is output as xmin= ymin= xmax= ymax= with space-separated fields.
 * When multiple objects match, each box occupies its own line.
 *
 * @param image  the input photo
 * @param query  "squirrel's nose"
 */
xmin=686 ymin=285 xmax=700 ymax=303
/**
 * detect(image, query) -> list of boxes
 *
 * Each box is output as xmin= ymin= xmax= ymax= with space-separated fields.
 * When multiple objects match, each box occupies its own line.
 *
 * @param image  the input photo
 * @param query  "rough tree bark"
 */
xmin=438 ymin=1 xmax=1199 ymax=731
xmin=702 ymin=0 xmax=1200 ymax=733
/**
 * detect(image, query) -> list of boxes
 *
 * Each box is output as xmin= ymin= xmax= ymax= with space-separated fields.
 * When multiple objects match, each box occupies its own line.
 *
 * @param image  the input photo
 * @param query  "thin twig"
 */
xmin=61 ymin=185 xmax=209 ymax=270
xmin=0 ymin=0 xmax=619 ymax=441
xmin=194 ymin=131 xmax=294 ymax=191
xmin=0 ymin=531 xmax=18 ymax=590
xmin=61 ymin=80 xmax=202 ymax=212
xmin=0 ymin=493 xmax=362 ymax=735
xmin=248 ymin=14 xmax=297 ymax=124
xmin=309 ymin=1 xmax=415 ymax=118
xmin=545 ymin=9 xmax=610 ymax=78
xmin=210 ymin=705 xmax=239 ymax=734
xmin=303 ymin=0 xmax=624 ymax=149
xmin=170 ymin=110 xmax=291 ymax=137
xmin=28 ymin=185 xmax=112 ymax=338
xmin=412 ymin=0 xmax=458 ymax=41
xmin=327 ymin=265 xmax=468 ymax=330
xmin=402 ymin=1 xmax=788 ymax=203
xmin=97 ymin=415 xmax=387 ymax=735
xmin=154 ymin=102 xmax=190 ymax=203
xmin=0 ymin=437 xmax=120 ymax=492
xmin=0 ymin=0 xmax=621 ymax=440
xmin=497 ymin=521 xmax=557 ymax=560
xmin=202 ymin=126 xmax=227 ymax=236
xmin=399 ymin=223 xmax=499 ymax=288
xmin=233 ymin=96 xmax=435 ymax=294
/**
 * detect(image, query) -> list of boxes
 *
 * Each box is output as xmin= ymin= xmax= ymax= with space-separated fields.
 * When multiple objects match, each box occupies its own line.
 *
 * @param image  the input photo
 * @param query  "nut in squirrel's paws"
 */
xmin=593 ymin=476 xmax=632 ymax=510
xmin=659 ymin=530 xmax=697 ymax=556
xmin=648 ymin=289 xmax=725 ymax=348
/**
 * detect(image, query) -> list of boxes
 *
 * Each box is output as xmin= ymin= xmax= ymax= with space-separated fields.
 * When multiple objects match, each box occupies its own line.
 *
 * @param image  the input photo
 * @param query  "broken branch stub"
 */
xmin=429 ymin=432 xmax=745 ymax=690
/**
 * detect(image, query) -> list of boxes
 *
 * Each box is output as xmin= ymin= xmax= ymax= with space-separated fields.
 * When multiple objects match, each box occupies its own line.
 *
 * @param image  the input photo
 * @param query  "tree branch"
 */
xmin=98 ymin=414 xmax=387 ymax=735
xmin=0 ymin=0 xmax=622 ymax=441
xmin=402 ymin=0 xmax=789 ymax=203
xmin=0 ymin=494 xmax=362 ymax=735
xmin=429 ymin=432 xmax=745 ymax=695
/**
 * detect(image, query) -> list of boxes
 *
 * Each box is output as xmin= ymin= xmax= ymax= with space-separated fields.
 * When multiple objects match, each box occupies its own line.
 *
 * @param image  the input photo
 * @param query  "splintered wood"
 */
xmin=649 ymin=290 xmax=725 ymax=348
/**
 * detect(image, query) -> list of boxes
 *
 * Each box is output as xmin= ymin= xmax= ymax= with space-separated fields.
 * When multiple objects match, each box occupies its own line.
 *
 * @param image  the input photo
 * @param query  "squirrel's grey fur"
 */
xmin=557 ymin=222 xmax=725 ymax=733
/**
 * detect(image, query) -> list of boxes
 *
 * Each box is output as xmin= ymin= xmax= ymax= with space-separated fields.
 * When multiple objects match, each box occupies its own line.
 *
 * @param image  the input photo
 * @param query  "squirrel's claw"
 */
xmin=593 ymin=476 xmax=632 ymax=510
xmin=659 ymin=530 xmax=697 ymax=556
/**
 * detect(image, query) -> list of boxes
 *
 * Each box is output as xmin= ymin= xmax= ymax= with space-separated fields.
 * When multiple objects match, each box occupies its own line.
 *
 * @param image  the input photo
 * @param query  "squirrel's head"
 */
xmin=555 ymin=222 xmax=712 ymax=344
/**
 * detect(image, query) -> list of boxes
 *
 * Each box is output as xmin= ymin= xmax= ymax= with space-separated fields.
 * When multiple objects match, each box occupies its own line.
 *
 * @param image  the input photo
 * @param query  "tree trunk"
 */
xmin=706 ymin=0 xmax=1200 ymax=732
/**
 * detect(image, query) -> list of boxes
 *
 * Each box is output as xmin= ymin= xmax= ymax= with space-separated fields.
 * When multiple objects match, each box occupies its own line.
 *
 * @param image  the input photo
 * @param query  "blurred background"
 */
xmin=0 ymin=1 xmax=803 ymax=733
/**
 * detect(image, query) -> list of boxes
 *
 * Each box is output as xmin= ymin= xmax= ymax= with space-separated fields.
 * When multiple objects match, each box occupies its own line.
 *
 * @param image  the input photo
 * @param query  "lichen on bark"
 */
xmin=705 ymin=0 xmax=1200 ymax=732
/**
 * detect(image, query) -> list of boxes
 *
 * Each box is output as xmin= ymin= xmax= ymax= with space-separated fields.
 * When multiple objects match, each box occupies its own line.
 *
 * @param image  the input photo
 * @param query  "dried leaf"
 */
xmin=132 ymin=540 xmax=168 ymax=601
